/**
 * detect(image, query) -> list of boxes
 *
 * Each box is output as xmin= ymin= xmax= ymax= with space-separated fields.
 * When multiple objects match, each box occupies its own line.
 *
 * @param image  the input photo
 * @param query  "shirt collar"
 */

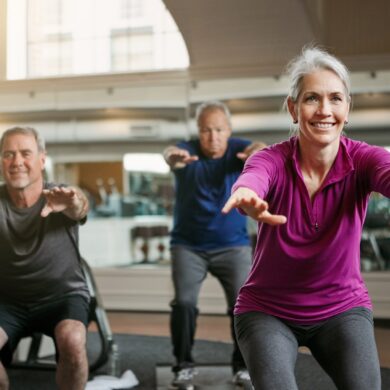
xmin=291 ymin=136 xmax=354 ymax=187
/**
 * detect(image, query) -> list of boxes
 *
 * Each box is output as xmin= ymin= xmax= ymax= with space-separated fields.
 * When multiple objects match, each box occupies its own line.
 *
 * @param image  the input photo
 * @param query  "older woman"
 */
xmin=222 ymin=46 xmax=390 ymax=390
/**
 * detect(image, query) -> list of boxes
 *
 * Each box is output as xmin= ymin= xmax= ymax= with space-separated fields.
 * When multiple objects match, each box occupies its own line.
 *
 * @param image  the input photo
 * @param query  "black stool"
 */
xmin=131 ymin=225 xmax=169 ymax=263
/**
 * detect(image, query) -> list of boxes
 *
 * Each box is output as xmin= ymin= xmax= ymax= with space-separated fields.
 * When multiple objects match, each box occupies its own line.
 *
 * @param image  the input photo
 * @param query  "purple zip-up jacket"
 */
xmin=233 ymin=136 xmax=390 ymax=323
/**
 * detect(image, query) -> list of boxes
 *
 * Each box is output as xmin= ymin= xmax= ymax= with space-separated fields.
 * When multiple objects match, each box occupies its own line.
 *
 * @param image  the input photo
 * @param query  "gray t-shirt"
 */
xmin=0 ymin=183 xmax=89 ymax=305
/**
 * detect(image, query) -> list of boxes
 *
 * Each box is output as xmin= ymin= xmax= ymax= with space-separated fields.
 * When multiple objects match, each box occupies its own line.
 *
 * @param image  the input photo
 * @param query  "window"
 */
xmin=111 ymin=27 xmax=154 ymax=72
xmin=7 ymin=0 xmax=189 ymax=79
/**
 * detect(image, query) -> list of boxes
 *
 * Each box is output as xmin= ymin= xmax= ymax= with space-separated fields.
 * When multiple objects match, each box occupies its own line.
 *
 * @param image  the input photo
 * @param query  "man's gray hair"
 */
xmin=195 ymin=100 xmax=232 ymax=129
xmin=285 ymin=45 xmax=351 ymax=105
xmin=0 ymin=126 xmax=46 ymax=153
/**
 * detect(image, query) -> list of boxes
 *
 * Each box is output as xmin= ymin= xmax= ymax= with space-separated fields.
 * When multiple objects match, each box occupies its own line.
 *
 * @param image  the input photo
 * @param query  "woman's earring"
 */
xmin=344 ymin=120 xmax=349 ymax=125
xmin=293 ymin=119 xmax=298 ymax=124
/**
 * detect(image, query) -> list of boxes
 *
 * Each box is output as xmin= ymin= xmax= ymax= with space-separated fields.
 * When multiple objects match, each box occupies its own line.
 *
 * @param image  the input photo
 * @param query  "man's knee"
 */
xmin=55 ymin=321 xmax=86 ymax=361
xmin=170 ymin=301 xmax=199 ymax=321
xmin=0 ymin=360 xmax=9 ymax=390
xmin=0 ymin=378 xmax=9 ymax=390
xmin=171 ymin=299 xmax=197 ymax=311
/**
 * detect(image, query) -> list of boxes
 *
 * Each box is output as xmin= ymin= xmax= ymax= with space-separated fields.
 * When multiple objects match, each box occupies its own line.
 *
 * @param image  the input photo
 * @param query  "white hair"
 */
xmin=195 ymin=100 xmax=232 ymax=129
xmin=285 ymin=45 xmax=351 ymax=105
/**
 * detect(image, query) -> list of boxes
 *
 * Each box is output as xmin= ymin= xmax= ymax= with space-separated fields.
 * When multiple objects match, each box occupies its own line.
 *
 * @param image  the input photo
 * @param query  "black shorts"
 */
xmin=0 ymin=294 xmax=90 ymax=366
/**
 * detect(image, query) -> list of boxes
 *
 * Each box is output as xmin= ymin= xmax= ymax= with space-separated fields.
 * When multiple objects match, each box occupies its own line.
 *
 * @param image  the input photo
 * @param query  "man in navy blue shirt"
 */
xmin=163 ymin=101 xmax=265 ymax=389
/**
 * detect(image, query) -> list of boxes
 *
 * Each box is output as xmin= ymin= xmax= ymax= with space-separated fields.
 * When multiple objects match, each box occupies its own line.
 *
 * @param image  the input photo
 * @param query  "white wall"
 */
xmin=91 ymin=266 xmax=390 ymax=318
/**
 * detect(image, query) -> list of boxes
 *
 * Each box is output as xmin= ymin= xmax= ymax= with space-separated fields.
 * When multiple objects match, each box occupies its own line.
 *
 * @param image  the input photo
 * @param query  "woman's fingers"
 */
xmin=259 ymin=210 xmax=287 ymax=225
xmin=221 ymin=195 xmax=239 ymax=214
xmin=222 ymin=189 xmax=287 ymax=225
xmin=222 ymin=189 xmax=267 ymax=214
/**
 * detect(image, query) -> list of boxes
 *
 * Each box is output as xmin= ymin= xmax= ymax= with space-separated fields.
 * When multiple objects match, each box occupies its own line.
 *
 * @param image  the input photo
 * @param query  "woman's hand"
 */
xmin=222 ymin=187 xmax=287 ymax=225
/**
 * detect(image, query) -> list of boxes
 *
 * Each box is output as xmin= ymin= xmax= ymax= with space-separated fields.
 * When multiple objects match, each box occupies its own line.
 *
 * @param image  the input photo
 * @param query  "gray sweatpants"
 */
xmin=235 ymin=307 xmax=381 ymax=390
xmin=170 ymin=245 xmax=252 ymax=372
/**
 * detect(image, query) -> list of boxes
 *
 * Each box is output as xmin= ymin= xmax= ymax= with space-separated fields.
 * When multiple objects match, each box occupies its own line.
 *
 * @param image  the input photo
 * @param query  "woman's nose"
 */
xmin=316 ymin=99 xmax=332 ymax=115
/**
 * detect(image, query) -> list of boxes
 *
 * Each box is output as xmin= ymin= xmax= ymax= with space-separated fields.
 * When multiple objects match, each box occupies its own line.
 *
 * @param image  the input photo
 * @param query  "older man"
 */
xmin=0 ymin=126 xmax=90 ymax=390
xmin=164 ymin=101 xmax=265 ymax=389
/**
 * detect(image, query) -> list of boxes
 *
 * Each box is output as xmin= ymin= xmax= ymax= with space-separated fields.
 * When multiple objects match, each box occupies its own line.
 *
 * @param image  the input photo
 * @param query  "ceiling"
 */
xmin=1 ymin=0 xmax=390 ymax=150
xmin=164 ymin=0 xmax=390 ymax=80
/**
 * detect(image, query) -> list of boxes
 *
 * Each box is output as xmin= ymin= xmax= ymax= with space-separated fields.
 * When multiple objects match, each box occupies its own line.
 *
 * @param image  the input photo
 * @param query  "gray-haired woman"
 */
xmin=222 ymin=46 xmax=388 ymax=389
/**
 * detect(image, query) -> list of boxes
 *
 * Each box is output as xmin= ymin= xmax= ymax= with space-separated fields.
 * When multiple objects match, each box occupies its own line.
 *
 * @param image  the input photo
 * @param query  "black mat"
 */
xmin=7 ymin=333 xmax=390 ymax=389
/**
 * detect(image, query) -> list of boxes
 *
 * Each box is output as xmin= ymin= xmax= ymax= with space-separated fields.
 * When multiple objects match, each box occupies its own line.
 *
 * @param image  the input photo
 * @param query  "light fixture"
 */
xmin=123 ymin=153 xmax=170 ymax=174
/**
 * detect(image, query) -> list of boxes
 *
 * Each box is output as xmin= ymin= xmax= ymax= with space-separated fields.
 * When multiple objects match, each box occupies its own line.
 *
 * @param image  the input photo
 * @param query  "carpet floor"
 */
xmin=7 ymin=333 xmax=390 ymax=389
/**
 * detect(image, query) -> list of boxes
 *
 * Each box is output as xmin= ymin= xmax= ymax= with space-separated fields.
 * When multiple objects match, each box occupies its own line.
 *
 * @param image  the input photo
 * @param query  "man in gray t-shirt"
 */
xmin=0 ymin=126 xmax=90 ymax=390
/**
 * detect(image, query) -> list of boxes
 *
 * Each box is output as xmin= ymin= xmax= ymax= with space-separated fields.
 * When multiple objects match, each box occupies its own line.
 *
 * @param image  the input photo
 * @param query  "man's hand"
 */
xmin=41 ymin=186 xmax=89 ymax=221
xmin=236 ymin=142 xmax=267 ymax=161
xmin=164 ymin=146 xmax=198 ymax=169
xmin=222 ymin=187 xmax=287 ymax=225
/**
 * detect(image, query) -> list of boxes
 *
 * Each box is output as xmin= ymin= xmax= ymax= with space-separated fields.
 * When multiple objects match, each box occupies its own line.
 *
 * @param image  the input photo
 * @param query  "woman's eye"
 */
xmin=305 ymin=95 xmax=317 ymax=102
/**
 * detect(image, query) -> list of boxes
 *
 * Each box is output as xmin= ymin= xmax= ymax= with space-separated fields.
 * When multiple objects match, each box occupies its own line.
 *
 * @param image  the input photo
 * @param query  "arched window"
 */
xmin=7 ymin=0 xmax=189 ymax=79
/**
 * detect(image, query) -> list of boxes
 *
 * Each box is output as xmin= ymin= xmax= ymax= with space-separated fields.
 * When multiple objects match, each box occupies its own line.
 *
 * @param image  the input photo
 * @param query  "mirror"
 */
xmin=74 ymin=155 xmax=174 ymax=268
xmin=361 ymin=193 xmax=390 ymax=272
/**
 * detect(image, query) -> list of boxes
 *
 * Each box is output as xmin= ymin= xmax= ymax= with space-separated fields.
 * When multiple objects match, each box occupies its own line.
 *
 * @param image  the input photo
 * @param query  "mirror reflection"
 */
xmin=73 ymin=155 xmax=173 ymax=267
xmin=361 ymin=193 xmax=390 ymax=272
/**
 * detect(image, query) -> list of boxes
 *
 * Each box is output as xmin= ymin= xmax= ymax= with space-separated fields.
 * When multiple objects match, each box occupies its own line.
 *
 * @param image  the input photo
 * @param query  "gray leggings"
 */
xmin=235 ymin=307 xmax=381 ymax=390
